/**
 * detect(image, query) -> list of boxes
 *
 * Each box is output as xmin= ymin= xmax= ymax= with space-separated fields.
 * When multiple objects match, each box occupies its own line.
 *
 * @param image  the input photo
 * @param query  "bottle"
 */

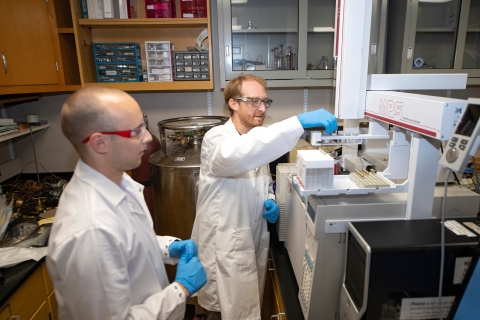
xmin=273 ymin=47 xmax=278 ymax=69
xmin=143 ymin=70 xmax=148 ymax=82
xmin=269 ymin=49 xmax=275 ymax=69
xmin=276 ymin=44 xmax=284 ymax=70
xmin=286 ymin=46 xmax=293 ymax=70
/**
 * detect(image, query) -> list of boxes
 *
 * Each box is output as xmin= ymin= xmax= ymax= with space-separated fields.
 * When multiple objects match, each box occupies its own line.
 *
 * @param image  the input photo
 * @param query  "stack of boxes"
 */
xmin=94 ymin=43 xmax=142 ymax=82
xmin=296 ymin=150 xmax=334 ymax=190
xmin=92 ymin=44 xmax=209 ymax=83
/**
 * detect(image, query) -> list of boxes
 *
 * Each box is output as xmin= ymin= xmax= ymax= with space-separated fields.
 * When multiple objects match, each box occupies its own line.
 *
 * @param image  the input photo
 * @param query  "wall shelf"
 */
xmin=0 ymin=124 xmax=50 ymax=143
xmin=78 ymin=18 xmax=208 ymax=28
xmin=82 ymin=81 xmax=213 ymax=91
xmin=72 ymin=0 xmax=214 ymax=91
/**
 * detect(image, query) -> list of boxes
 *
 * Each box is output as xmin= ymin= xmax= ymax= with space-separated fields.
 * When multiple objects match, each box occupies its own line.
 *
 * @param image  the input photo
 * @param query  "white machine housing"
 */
xmin=365 ymin=91 xmax=467 ymax=141
xmin=287 ymin=182 xmax=480 ymax=320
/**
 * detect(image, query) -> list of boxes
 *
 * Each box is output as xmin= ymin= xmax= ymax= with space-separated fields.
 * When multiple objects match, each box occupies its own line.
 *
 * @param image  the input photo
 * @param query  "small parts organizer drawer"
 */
xmin=93 ymin=43 xmax=142 ymax=82
xmin=173 ymin=51 xmax=209 ymax=80
xmin=145 ymin=41 xmax=173 ymax=82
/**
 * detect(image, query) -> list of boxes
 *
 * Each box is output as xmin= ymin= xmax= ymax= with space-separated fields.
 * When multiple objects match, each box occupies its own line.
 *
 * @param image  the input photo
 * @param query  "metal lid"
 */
xmin=157 ymin=116 xmax=227 ymax=131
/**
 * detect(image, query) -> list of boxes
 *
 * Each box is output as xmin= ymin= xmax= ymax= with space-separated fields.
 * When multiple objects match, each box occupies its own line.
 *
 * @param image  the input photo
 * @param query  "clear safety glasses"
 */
xmin=234 ymin=97 xmax=273 ymax=108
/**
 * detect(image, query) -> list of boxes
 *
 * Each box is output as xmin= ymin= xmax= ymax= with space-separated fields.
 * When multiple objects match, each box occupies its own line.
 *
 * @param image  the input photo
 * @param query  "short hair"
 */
xmin=224 ymin=74 xmax=268 ymax=116
xmin=61 ymin=86 xmax=128 ymax=150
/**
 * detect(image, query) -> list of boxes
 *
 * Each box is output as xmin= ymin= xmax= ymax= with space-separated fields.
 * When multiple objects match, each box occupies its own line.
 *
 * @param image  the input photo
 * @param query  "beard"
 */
xmin=238 ymin=110 xmax=265 ymax=130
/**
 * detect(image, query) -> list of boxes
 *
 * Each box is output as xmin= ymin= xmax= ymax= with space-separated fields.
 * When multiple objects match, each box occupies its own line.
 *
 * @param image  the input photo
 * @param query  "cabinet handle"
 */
xmin=1 ymin=52 xmax=6 ymax=74
xmin=407 ymin=47 xmax=412 ymax=59
xmin=225 ymin=45 xmax=230 ymax=56
xmin=271 ymin=313 xmax=285 ymax=319
xmin=1 ymin=304 xmax=20 ymax=320
xmin=268 ymin=258 xmax=275 ymax=271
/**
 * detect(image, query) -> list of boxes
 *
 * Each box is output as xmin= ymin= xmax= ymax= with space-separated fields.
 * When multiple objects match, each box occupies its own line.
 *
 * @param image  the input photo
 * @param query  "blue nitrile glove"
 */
xmin=297 ymin=108 xmax=338 ymax=134
xmin=168 ymin=239 xmax=198 ymax=261
xmin=174 ymin=256 xmax=207 ymax=295
xmin=263 ymin=199 xmax=279 ymax=223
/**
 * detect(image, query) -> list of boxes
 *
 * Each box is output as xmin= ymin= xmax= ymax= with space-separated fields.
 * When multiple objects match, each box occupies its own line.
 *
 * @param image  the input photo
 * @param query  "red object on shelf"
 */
xmin=180 ymin=0 xmax=207 ymax=18
xmin=145 ymin=0 xmax=172 ymax=18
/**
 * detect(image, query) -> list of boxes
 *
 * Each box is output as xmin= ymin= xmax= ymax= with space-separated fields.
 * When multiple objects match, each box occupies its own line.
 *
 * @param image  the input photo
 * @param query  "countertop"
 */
xmin=269 ymin=224 xmax=304 ymax=320
xmin=0 ymin=258 xmax=43 ymax=306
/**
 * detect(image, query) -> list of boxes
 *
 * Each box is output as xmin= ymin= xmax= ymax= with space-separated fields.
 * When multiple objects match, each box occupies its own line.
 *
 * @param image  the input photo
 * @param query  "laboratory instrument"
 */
xmin=340 ymin=219 xmax=479 ymax=320
xmin=439 ymin=98 xmax=480 ymax=173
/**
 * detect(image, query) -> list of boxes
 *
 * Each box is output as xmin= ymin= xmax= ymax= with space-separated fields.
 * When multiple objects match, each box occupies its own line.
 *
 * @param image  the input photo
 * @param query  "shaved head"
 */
xmin=61 ymin=86 xmax=134 ymax=152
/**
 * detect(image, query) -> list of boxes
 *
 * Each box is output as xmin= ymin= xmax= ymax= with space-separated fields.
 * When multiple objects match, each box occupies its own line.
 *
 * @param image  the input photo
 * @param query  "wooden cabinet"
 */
xmin=262 ymin=251 xmax=286 ymax=320
xmin=0 ymin=262 xmax=58 ymax=320
xmin=0 ymin=0 xmax=80 ymax=95
xmin=69 ymin=0 xmax=214 ymax=91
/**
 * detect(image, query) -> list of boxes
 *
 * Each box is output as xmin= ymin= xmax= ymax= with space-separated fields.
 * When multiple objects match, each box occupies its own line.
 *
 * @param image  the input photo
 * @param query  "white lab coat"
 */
xmin=191 ymin=116 xmax=304 ymax=320
xmin=47 ymin=160 xmax=186 ymax=320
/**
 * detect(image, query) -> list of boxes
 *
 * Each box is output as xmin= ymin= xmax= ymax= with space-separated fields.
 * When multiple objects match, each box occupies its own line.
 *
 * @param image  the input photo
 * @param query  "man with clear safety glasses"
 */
xmin=47 ymin=86 xmax=207 ymax=320
xmin=192 ymin=73 xmax=338 ymax=320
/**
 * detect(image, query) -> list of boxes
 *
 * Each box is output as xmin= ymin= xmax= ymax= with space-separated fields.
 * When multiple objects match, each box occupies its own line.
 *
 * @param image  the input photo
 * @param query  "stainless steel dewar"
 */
xmin=149 ymin=116 xmax=228 ymax=241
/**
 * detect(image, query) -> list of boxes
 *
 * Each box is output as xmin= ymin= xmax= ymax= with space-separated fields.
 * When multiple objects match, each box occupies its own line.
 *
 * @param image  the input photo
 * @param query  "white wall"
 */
xmin=3 ymin=87 xmax=335 ymax=173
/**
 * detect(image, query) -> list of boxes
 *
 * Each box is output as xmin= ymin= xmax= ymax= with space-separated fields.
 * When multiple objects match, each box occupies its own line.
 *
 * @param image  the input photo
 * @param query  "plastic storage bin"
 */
xmin=145 ymin=41 xmax=173 ymax=82
xmin=180 ymin=0 xmax=207 ymax=18
xmin=145 ymin=0 xmax=172 ymax=18
xmin=93 ymin=43 xmax=142 ymax=82
xmin=173 ymin=51 xmax=209 ymax=80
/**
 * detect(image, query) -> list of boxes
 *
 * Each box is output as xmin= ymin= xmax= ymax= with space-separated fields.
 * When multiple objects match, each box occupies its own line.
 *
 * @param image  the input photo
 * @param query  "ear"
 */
xmin=88 ymin=133 xmax=109 ymax=154
xmin=228 ymin=98 xmax=239 ymax=112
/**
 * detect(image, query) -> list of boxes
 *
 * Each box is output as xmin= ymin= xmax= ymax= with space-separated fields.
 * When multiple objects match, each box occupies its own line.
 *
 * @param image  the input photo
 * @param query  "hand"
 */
xmin=174 ymin=256 xmax=207 ymax=296
xmin=168 ymin=240 xmax=198 ymax=261
xmin=263 ymin=199 xmax=279 ymax=223
xmin=297 ymin=108 xmax=338 ymax=133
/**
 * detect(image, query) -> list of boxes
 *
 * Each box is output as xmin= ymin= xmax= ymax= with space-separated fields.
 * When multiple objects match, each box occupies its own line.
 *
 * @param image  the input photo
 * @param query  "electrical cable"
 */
xmin=439 ymin=168 xmax=451 ymax=320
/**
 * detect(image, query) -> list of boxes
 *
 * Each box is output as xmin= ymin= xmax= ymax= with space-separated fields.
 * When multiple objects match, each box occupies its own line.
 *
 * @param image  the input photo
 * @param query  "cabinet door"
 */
xmin=461 ymin=0 xmax=480 ymax=76
xmin=220 ymin=0 xmax=304 ymax=81
xmin=384 ymin=0 xmax=462 ymax=74
xmin=30 ymin=301 xmax=51 ymax=320
xmin=305 ymin=0 xmax=336 ymax=78
xmin=407 ymin=0 xmax=462 ymax=72
xmin=218 ymin=0 xmax=336 ymax=87
xmin=3 ymin=267 xmax=47 ymax=319
xmin=0 ymin=0 xmax=59 ymax=87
